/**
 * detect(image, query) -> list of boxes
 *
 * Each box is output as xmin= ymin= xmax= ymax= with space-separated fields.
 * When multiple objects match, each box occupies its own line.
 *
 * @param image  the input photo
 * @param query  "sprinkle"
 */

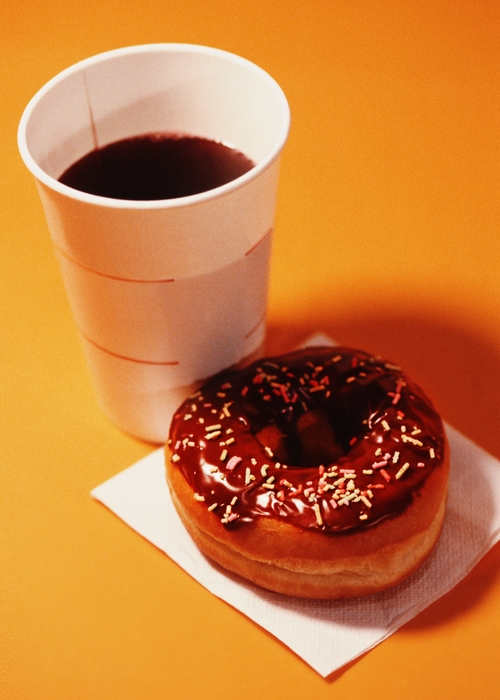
xmin=262 ymin=482 xmax=275 ymax=490
xmin=372 ymin=460 xmax=388 ymax=469
xmin=210 ymin=466 xmax=219 ymax=474
xmin=208 ymin=503 xmax=218 ymax=511
xmin=313 ymin=503 xmax=323 ymax=526
xmin=429 ymin=448 xmax=436 ymax=458
xmin=381 ymin=420 xmax=390 ymax=431
xmin=349 ymin=437 xmax=357 ymax=446
xmin=222 ymin=406 xmax=231 ymax=417
xmin=251 ymin=458 xmax=257 ymax=465
xmin=417 ymin=462 xmax=425 ymax=468
xmin=277 ymin=490 xmax=286 ymax=502
xmin=231 ymin=496 xmax=238 ymax=506
xmin=332 ymin=354 xmax=342 ymax=362
xmin=375 ymin=447 xmax=382 ymax=456
xmin=310 ymin=384 xmax=325 ymax=392
xmin=187 ymin=441 xmax=195 ymax=447
xmin=367 ymin=483 xmax=385 ymax=489
xmin=395 ymin=462 xmax=410 ymax=479
xmin=330 ymin=498 xmax=338 ymax=509
xmin=220 ymin=449 xmax=228 ymax=461
xmin=362 ymin=469 xmax=373 ymax=475
xmin=401 ymin=425 xmax=407 ymax=433
xmin=205 ymin=431 xmax=221 ymax=440
xmin=226 ymin=456 xmax=242 ymax=471
xmin=227 ymin=513 xmax=239 ymax=522
xmin=194 ymin=493 xmax=205 ymax=501
xmin=385 ymin=362 xmax=401 ymax=370
xmin=221 ymin=382 xmax=232 ymax=390
xmin=241 ymin=386 xmax=249 ymax=397
xmin=171 ymin=454 xmax=180 ymax=463
xmin=264 ymin=446 xmax=274 ymax=458
xmin=359 ymin=495 xmax=372 ymax=508
xmin=397 ymin=411 xmax=405 ymax=420
xmin=380 ymin=469 xmax=391 ymax=483
xmin=412 ymin=427 xmax=421 ymax=435
xmin=279 ymin=384 xmax=291 ymax=402
xmin=217 ymin=392 xmax=226 ymax=398
xmin=206 ymin=424 xmax=222 ymax=432
xmin=359 ymin=514 xmax=368 ymax=520
xmin=280 ymin=479 xmax=293 ymax=488
xmin=261 ymin=464 xmax=269 ymax=477
xmin=266 ymin=475 xmax=275 ymax=484
xmin=338 ymin=492 xmax=357 ymax=506
xmin=401 ymin=434 xmax=424 ymax=447
xmin=225 ymin=437 xmax=235 ymax=445
xmin=226 ymin=428 xmax=234 ymax=434
xmin=183 ymin=413 xmax=192 ymax=421
xmin=245 ymin=467 xmax=255 ymax=485
xmin=392 ymin=451 xmax=400 ymax=464
xmin=346 ymin=376 xmax=356 ymax=383
xmin=198 ymin=417 xmax=205 ymax=424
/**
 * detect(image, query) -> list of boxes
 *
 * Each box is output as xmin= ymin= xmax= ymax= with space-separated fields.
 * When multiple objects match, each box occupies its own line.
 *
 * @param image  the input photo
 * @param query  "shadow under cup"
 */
xmin=18 ymin=44 xmax=290 ymax=443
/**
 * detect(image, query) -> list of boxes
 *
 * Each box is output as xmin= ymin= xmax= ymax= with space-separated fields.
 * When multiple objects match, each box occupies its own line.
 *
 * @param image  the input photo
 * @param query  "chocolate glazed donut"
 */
xmin=165 ymin=347 xmax=449 ymax=599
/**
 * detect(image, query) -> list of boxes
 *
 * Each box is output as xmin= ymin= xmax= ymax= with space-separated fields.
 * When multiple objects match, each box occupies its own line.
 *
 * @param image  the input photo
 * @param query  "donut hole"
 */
xmin=254 ymin=408 xmax=351 ymax=467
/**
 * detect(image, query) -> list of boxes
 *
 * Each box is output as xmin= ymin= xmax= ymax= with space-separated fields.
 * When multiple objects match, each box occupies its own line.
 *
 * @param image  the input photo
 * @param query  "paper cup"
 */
xmin=18 ymin=44 xmax=290 ymax=443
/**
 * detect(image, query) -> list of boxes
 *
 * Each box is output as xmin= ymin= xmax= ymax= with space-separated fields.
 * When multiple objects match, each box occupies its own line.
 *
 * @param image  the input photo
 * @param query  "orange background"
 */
xmin=2 ymin=0 xmax=500 ymax=697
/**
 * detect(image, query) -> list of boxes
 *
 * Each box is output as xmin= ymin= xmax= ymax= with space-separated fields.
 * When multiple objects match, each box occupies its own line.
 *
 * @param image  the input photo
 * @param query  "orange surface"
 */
xmin=2 ymin=0 xmax=500 ymax=697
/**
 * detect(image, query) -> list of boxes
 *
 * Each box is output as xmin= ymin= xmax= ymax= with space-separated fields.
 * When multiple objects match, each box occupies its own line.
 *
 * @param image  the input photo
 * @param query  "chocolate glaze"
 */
xmin=168 ymin=347 xmax=446 ymax=534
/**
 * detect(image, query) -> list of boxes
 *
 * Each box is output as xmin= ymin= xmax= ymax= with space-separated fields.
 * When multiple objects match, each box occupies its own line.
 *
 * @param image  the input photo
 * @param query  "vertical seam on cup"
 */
xmin=244 ymin=312 xmax=267 ymax=339
xmin=244 ymin=227 xmax=273 ymax=257
xmin=83 ymin=69 xmax=99 ymax=150
xmin=54 ymin=242 xmax=176 ymax=283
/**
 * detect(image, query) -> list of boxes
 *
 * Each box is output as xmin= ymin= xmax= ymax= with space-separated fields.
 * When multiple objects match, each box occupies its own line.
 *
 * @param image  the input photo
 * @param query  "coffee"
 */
xmin=58 ymin=133 xmax=255 ymax=200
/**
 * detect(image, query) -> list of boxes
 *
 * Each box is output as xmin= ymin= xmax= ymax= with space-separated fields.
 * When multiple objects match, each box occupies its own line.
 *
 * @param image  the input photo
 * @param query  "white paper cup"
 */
xmin=18 ymin=44 xmax=290 ymax=443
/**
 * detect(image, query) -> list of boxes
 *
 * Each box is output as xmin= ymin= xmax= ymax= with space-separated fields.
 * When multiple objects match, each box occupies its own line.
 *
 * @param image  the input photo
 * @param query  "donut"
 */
xmin=165 ymin=346 xmax=449 ymax=599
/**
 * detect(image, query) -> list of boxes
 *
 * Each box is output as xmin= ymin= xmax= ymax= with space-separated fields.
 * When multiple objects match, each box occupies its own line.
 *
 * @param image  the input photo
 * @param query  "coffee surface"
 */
xmin=58 ymin=133 xmax=255 ymax=200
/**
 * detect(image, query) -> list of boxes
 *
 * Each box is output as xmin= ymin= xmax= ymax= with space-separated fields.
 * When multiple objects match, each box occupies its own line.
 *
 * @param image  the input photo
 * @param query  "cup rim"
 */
xmin=17 ymin=43 xmax=290 ymax=210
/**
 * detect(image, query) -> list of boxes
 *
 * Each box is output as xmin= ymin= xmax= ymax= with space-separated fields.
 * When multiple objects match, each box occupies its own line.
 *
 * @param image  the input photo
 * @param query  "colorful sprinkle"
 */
xmin=395 ymin=462 xmax=410 ymax=479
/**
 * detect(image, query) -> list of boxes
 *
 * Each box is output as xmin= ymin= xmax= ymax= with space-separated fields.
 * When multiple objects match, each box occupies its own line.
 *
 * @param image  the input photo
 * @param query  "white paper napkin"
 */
xmin=91 ymin=337 xmax=500 ymax=677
